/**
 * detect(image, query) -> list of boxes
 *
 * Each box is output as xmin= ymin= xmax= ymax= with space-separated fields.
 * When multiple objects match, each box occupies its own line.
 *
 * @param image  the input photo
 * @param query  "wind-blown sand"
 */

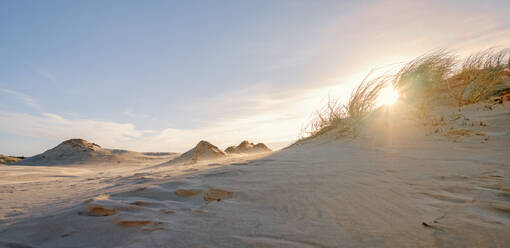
xmin=0 ymin=103 xmax=508 ymax=247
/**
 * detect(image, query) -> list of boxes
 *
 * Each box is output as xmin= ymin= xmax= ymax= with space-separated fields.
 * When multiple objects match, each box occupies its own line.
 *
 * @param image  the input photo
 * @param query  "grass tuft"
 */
xmin=393 ymin=50 xmax=456 ymax=106
xmin=301 ymin=72 xmax=387 ymax=139
xmin=300 ymin=48 xmax=510 ymax=141
xmin=447 ymin=48 xmax=510 ymax=108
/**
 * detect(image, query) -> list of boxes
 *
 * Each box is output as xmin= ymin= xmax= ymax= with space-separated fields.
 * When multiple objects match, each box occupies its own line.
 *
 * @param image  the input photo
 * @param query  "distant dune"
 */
xmin=161 ymin=140 xmax=272 ymax=166
xmin=15 ymin=139 xmax=178 ymax=166
xmin=224 ymin=140 xmax=271 ymax=154
xmin=162 ymin=140 xmax=226 ymax=165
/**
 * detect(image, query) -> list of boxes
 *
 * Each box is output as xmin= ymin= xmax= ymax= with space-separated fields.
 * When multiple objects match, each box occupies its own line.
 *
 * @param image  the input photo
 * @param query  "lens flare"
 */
xmin=378 ymin=85 xmax=399 ymax=106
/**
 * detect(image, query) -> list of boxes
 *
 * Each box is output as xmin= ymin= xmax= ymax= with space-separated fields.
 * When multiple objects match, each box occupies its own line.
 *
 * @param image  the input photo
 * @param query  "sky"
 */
xmin=1 ymin=0 xmax=510 ymax=156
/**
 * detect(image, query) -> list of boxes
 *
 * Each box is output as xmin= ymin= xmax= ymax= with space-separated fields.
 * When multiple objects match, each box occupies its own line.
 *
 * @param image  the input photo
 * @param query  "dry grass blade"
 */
xmin=299 ymin=47 xmax=509 ymax=141
xmin=447 ymin=48 xmax=510 ymax=107
xmin=299 ymin=95 xmax=347 ymax=139
xmin=300 ymin=72 xmax=387 ymax=139
xmin=393 ymin=50 xmax=456 ymax=105
xmin=347 ymin=73 xmax=387 ymax=120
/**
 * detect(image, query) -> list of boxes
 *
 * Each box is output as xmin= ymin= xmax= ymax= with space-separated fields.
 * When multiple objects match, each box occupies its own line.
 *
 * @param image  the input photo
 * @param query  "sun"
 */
xmin=378 ymin=84 xmax=399 ymax=106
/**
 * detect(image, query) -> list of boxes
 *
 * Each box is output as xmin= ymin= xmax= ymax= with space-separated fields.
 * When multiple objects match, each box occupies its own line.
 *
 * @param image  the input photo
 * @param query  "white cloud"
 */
xmin=0 ymin=88 xmax=42 ymax=110
xmin=26 ymin=63 xmax=57 ymax=82
xmin=0 ymin=108 xmax=306 ymax=155
xmin=0 ymin=112 xmax=145 ymax=142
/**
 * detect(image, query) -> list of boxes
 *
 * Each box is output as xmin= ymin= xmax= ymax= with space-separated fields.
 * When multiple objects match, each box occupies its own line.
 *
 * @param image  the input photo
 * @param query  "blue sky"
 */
xmin=1 ymin=0 xmax=510 ymax=155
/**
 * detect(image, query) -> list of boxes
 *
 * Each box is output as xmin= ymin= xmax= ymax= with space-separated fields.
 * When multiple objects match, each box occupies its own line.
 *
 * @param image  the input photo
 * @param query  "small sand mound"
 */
xmin=85 ymin=204 xmax=118 ymax=216
xmin=83 ymin=195 xmax=137 ymax=216
xmin=237 ymin=140 xmax=254 ymax=151
xmin=116 ymin=219 xmax=165 ymax=232
xmin=224 ymin=140 xmax=271 ymax=154
xmin=253 ymin=143 xmax=271 ymax=152
xmin=166 ymin=140 xmax=226 ymax=164
xmin=204 ymin=188 xmax=234 ymax=202
xmin=175 ymin=189 xmax=202 ymax=197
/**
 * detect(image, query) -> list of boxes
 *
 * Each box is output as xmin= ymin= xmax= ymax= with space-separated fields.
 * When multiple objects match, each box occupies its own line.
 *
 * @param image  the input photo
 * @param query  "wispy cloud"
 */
xmin=0 ymin=110 xmax=300 ymax=155
xmin=122 ymin=108 xmax=155 ymax=120
xmin=25 ymin=63 xmax=56 ymax=82
xmin=0 ymin=88 xmax=41 ymax=110
xmin=0 ymin=112 xmax=147 ymax=151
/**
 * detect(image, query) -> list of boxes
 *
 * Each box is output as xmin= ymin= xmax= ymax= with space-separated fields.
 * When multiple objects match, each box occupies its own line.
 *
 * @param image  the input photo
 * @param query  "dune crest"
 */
xmin=164 ymin=140 xmax=226 ymax=165
xmin=14 ymin=138 xmax=103 ymax=165
xmin=224 ymin=140 xmax=271 ymax=154
xmin=15 ymin=138 xmax=178 ymax=166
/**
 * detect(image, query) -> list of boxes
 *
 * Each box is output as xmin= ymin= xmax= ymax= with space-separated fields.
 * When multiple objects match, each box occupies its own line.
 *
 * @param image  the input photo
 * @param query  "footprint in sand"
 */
xmin=204 ymin=188 xmax=234 ymax=202
xmin=78 ymin=177 xmax=236 ymax=237
xmin=175 ymin=189 xmax=202 ymax=197
xmin=84 ymin=204 xmax=118 ymax=216
xmin=80 ymin=195 xmax=138 ymax=216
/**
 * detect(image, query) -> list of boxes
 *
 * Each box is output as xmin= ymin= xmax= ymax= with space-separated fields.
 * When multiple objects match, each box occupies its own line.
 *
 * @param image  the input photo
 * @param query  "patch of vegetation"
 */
xmin=300 ymin=48 xmax=510 ymax=141
xmin=300 ymin=73 xmax=388 ymax=139
xmin=447 ymin=49 xmax=510 ymax=109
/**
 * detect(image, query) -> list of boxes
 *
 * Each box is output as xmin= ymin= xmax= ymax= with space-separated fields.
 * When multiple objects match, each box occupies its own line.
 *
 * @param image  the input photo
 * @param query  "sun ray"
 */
xmin=378 ymin=85 xmax=399 ymax=106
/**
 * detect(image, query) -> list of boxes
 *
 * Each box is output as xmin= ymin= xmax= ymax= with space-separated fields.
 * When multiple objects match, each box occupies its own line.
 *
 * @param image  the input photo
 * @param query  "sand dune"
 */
xmin=15 ymin=139 xmax=178 ymax=166
xmin=225 ymin=140 xmax=271 ymax=154
xmin=0 ymin=103 xmax=508 ymax=247
xmin=160 ymin=140 xmax=226 ymax=166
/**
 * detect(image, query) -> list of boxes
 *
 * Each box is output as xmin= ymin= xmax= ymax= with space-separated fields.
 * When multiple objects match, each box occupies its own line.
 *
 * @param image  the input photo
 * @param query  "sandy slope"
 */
xmin=0 ymin=152 xmax=180 ymax=224
xmin=0 ymin=103 xmax=508 ymax=247
xmin=15 ymin=139 xmax=177 ymax=166
xmin=225 ymin=140 xmax=271 ymax=154
xmin=161 ymin=140 xmax=227 ymax=166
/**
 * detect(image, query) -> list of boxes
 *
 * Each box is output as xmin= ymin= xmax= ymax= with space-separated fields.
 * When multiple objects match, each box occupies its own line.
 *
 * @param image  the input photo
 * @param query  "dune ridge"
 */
xmin=224 ymin=141 xmax=271 ymax=154
xmin=14 ymin=139 xmax=178 ymax=166
xmin=162 ymin=140 xmax=227 ymax=165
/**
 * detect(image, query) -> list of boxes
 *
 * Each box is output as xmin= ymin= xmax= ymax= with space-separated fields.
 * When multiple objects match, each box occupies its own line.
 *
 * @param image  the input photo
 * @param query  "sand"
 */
xmin=15 ymin=139 xmax=177 ymax=166
xmin=0 ymin=102 xmax=508 ymax=247
xmin=224 ymin=141 xmax=272 ymax=154
xmin=162 ymin=140 xmax=227 ymax=166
